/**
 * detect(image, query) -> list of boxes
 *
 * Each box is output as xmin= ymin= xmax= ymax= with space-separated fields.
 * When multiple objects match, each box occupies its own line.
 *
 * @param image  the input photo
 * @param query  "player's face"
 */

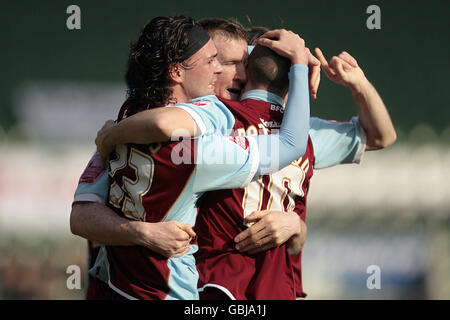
xmin=212 ymin=35 xmax=248 ymax=101
xmin=183 ymin=39 xmax=223 ymax=99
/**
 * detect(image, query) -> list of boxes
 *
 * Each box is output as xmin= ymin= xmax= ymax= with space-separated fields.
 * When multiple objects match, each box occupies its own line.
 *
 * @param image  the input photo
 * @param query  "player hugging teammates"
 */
xmin=70 ymin=15 xmax=396 ymax=300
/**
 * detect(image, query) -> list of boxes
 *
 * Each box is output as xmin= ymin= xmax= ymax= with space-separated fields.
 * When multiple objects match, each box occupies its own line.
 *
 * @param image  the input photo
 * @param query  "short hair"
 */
xmin=247 ymin=44 xmax=291 ymax=97
xmin=246 ymin=26 xmax=269 ymax=45
xmin=198 ymin=17 xmax=247 ymax=42
xmin=125 ymin=16 xmax=198 ymax=115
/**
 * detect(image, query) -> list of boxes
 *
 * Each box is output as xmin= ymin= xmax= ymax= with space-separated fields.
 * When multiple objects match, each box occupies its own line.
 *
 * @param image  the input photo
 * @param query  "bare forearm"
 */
xmin=314 ymin=48 xmax=396 ymax=150
xmin=70 ymin=202 xmax=196 ymax=257
xmin=104 ymin=108 xmax=196 ymax=146
xmin=106 ymin=108 xmax=172 ymax=146
xmin=70 ymin=202 xmax=140 ymax=246
xmin=351 ymin=79 xmax=397 ymax=150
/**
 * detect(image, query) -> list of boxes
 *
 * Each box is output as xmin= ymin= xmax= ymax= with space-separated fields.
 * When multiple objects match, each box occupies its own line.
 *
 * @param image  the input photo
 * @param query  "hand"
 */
xmin=95 ymin=120 xmax=116 ymax=165
xmin=134 ymin=221 xmax=196 ymax=258
xmin=307 ymin=48 xmax=321 ymax=99
xmin=257 ymin=29 xmax=308 ymax=65
xmin=287 ymin=219 xmax=307 ymax=255
xmin=314 ymin=48 xmax=368 ymax=91
xmin=234 ymin=210 xmax=302 ymax=255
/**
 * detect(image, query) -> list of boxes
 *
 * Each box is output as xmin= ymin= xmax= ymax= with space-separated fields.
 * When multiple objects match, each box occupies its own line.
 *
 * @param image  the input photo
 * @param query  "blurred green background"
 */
xmin=0 ymin=0 xmax=449 ymax=299
xmin=1 ymin=0 xmax=449 ymax=139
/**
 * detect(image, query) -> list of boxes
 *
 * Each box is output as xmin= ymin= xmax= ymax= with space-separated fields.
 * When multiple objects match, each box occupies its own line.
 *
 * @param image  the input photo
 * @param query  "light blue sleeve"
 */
xmin=192 ymin=134 xmax=259 ymax=193
xmin=309 ymin=116 xmax=367 ymax=169
xmin=192 ymin=69 xmax=310 ymax=191
xmin=254 ymin=64 xmax=310 ymax=175
xmin=73 ymin=153 xmax=109 ymax=204
xmin=171 ymin=95 xmax=235 ymax=135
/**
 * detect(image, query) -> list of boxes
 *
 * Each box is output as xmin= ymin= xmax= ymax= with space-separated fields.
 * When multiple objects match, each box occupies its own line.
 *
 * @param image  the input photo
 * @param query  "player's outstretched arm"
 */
xmin=96 ymin=93 xmax=236 ymax=161
xmin=95 ymin=107 xmax=198 ymax=160
xmin=70 ymin=202 xmax=195 ymax=258
xmin=315 ymin=48 xmax=397 ymax=150
xmin=255 ymin=30 xmax=310 ymax=175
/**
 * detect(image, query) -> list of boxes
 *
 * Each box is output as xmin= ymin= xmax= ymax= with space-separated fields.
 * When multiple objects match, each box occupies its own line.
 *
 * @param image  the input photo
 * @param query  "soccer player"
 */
xmin=196 ymin=27 xmax=394 ymax=300
xmin=71 ymin=16 xmax=312 ymax=300
xmin=195 ymin=47 xmax=396 ymax=300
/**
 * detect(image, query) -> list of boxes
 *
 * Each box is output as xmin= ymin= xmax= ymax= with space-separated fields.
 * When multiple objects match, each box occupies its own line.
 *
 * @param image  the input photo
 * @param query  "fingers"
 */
xmin=257 ymin=37 xmax=277 ymax=49
xmin=306 ymin=48 xmax=320 ymax=66
xmin=315 ymin=47 xmax=336 ymax=78
xmin=234 ymin=223 xmax=265 ymax=244
xmin=315 ymin=47 xmax=355 ymax=83
xmin=171 ymin=245 xmax=191 ymax=258
xmin=257 ymin=29 xmax=308 ymax=65
xmin=310 ymin=67 xmax=320 ymax=99
xmin=170 ymin=232 xmax=192 ymax=257
xmin=235 ymin=221 xmax=273 ymax=252
xmin=314 ymin=48 xmax=328 ymax=68
xmin=235 ymin=228 xmax=272 ymax=253
xmin=258 ymin=29 xmax=284 ymax=40
xmin=305 ymin=48 xmax=321 ymax=99
xmin=329 ymin=56 xmax=347 ymax=78
xmin=176 ymin=222 xmax=196 ymax=239
xmin=169 ymin=230 xmax=193 ymax=258
xmin=309 ymin=64 xmax=321 ymax=99
xmin=96 ymin=120 xmax=115 ymax=143
xmin=235 ymin=214 xmax=268 ymax=243
xmin=102 ymin=120 xmax=115 ymax=129
xmin=247 ymin=239 xmax=276 ymax=255
xmin=339 ymin=51 xmax=358 ymax=68
xmin=243 ymin=210 xmax=270 ymax=224
xmin=332 ymin=55 xmax=353 ymax=71
xmin=257 ymin=29 xmax=285 ymax=49
xmin=95 ymin=120 xmax=116 ymax=162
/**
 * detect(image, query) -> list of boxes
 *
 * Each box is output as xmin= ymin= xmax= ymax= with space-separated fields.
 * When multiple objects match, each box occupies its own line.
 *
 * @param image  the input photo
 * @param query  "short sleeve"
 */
xmin=73 ymin=153 xmax=109 ymax=204
xmin=192 ymin=134 xmax=260 ymax=193
xmin=171 ymin=95 xmax=235 ymax=136
xmin=309 ymin=116 xmax=366 ymax=169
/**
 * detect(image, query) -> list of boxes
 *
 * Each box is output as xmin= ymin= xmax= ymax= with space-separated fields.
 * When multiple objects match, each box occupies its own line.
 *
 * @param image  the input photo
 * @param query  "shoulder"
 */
xmin=187 ymin=95 xmax=221 ymax=106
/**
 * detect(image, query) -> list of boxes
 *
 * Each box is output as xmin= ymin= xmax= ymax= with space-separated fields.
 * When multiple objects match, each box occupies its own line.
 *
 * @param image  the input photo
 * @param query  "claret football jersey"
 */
xmin=74 ymin=95 xmax=261 ymax=300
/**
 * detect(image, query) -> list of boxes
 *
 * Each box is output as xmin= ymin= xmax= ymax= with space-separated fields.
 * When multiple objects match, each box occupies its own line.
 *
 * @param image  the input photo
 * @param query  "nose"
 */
xmin=213 ymin=57 xmax=223 ymax=74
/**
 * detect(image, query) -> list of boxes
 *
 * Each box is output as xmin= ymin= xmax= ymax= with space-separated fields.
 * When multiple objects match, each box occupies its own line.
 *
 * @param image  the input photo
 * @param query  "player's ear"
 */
xmin=168 ymin=63 xmax=184 ymax=84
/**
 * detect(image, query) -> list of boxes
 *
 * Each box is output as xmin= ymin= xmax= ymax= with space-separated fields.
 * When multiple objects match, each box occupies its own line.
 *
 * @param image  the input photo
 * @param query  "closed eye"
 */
xmin=208 ymin=54 xmax=218 ymax=64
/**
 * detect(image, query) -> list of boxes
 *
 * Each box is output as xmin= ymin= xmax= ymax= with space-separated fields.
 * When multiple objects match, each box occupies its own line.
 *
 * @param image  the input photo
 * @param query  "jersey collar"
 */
xmin=240 ymin=90 xmax=285 ymax=108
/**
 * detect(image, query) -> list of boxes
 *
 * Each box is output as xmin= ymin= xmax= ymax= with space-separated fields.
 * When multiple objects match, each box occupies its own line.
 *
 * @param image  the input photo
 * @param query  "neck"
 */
xmin=243 ymin=80 xmax=265 ymax=93
xmin=169 ymin=85 xmax=190 ymax=105
xmin=243 ymin=81 xmax=287 ymax=101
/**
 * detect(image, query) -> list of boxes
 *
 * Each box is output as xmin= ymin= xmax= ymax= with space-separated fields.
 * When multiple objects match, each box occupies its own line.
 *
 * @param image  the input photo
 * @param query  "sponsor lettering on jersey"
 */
xmin=259 ymin=118 xmax=281 ymax=128
xmin=190 ymin=101 xmax=209 ymax=107
xmin=270 ymin=104 xmax=284 ymax=113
